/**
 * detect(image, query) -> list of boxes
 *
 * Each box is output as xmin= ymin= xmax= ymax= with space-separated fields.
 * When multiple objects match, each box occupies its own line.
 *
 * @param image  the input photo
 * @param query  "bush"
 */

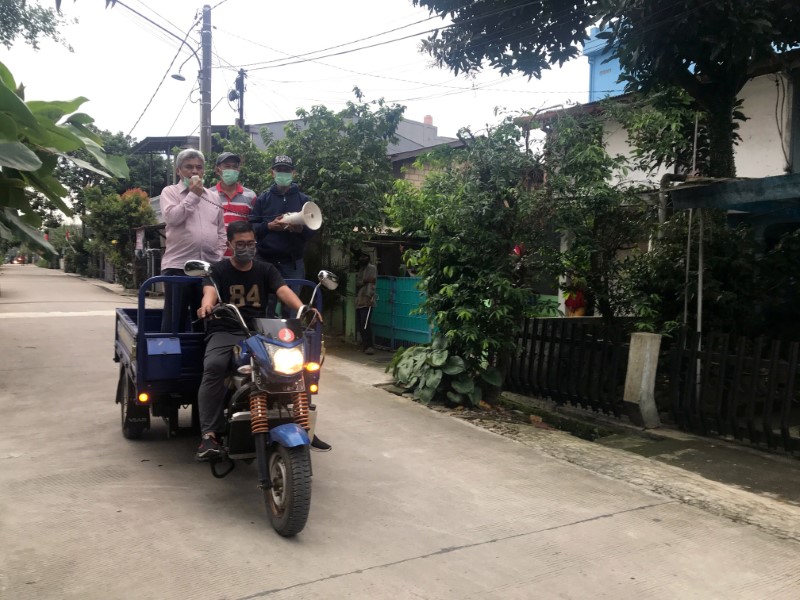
xmin=387 ymin=335 xmax=502 ymax=406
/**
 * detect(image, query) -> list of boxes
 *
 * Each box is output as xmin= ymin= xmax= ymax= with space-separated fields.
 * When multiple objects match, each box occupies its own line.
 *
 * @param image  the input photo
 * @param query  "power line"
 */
xmin=129 ymin=0 xmax=183 ymax=34
xmin=187 ymin=96 xmax=226 ymax=136
xmin=229 ymin=0 xmax=553 ymax=70
xmin=166 ymin=86 xmax=197 ymax=137
xmin=128 ymin=43 xmax=188 ymax=136
xmin=125 ymin=11 xmax=201 ymax=136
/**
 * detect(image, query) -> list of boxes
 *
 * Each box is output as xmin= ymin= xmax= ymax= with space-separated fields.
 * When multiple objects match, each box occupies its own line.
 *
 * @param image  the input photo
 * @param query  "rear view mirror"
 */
xmin=318 ymin=270 xmax=338 ymax=290
xmin=184 ymin=260 xmax=211 ymax=277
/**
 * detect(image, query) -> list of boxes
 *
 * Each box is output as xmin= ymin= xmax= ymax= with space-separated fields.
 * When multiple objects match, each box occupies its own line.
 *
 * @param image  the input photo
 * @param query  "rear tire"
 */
xmin=264 ymin=445 xmax=312 ymax=537
xmin=117 ymin=368 xmax=148 ymax=440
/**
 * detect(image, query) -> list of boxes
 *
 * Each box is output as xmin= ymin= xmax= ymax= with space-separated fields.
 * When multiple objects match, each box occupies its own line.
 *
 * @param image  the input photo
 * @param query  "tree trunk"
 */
xmin=706 ymin=100 xmax=737 ymax=178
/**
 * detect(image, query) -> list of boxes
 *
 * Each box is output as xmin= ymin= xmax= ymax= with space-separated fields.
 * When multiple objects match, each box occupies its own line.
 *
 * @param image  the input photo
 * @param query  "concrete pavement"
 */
xmin=1 ymin=264 xmax=799 ymax=600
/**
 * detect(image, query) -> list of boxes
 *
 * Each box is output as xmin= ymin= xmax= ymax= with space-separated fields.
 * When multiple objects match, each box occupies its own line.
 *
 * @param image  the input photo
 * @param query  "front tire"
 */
xmin=265 ymin=445 xmax=312 ymax=537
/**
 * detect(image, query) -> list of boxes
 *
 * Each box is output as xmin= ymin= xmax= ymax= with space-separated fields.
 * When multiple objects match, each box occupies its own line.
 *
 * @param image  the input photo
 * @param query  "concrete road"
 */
xmin=1 ymin=265 xmax=798 ymax=600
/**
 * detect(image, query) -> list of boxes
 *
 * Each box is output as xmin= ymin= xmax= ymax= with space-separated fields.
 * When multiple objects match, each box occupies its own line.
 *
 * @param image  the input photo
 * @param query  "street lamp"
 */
xmin=170 ymin=53 xmax=198 ymax=82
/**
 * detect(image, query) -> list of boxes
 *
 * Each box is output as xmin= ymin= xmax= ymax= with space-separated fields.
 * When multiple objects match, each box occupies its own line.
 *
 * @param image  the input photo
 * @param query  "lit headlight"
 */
xmin=266 ymin=345 xmax=304 ymax=375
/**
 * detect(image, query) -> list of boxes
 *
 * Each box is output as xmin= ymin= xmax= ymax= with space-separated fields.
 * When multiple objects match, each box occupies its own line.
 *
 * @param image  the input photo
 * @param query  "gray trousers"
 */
xmin=197 ymin=331 xmax=245 ymax=435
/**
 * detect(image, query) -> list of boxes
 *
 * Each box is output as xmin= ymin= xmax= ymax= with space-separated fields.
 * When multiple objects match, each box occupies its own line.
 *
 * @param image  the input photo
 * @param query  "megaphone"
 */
xmin=281 ymin=201 xmax=322 ymax=231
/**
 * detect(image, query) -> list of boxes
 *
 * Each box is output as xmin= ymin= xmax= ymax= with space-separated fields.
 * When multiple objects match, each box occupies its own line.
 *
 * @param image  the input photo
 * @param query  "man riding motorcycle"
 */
xmin=194 ymin=220 xmax=327 ymax=460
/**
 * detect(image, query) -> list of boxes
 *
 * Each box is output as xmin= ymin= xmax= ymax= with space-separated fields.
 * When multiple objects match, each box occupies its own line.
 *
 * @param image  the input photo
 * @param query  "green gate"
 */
xmin=372 ymin=276 xmax=432 ymax=350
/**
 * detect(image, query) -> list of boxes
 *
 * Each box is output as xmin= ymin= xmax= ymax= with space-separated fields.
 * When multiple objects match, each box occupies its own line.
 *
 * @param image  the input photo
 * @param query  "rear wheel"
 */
xmin=117 ymin=368 xmax=148 ymax=440
xmin=264 ymin=445 xmax=312 ymax=537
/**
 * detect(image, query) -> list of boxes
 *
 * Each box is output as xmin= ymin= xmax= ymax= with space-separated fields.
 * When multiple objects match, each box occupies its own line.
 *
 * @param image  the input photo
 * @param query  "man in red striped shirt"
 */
xmin=214 ymin=152 xmax=257 ymax=256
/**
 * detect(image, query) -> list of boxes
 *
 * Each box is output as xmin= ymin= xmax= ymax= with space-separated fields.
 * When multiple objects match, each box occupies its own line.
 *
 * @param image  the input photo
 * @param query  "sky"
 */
xmin=6 ymin=0 xmax=591 ymax=144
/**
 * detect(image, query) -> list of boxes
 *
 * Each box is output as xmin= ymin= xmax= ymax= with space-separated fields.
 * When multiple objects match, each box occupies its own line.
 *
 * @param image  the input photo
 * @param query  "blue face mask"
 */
xmin=274 ymin=172 xmax=293 ymax=187
xmin=182 ymin=177 xmax=191 ymax=188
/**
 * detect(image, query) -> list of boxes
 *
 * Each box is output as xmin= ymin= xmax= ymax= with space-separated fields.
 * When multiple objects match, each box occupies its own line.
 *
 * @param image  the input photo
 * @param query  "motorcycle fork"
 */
xmin=250 ymin=391 xmax=272 ymax=490
xmin=254 ymin=432 xmax=272 ymax=490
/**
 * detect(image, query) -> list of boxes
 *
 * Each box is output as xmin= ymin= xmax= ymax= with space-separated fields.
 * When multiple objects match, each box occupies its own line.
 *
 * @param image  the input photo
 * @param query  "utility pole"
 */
xmin=199 ymin=5 xmax=212 ymax=155
xmin=233 ymin=69 xmax=247 ymax=130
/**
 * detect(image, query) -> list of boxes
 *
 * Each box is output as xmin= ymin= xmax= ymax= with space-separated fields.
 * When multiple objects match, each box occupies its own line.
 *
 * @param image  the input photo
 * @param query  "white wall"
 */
xmin=601 ymin=72 xmax=794 ymax=186
xmin=735 ymin=73 xmax=793 ymax=178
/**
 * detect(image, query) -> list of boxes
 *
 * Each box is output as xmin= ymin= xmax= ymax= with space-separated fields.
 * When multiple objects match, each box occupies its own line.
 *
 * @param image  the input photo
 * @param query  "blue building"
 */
xmin=583 ymin=28 xmax=626 ymax=102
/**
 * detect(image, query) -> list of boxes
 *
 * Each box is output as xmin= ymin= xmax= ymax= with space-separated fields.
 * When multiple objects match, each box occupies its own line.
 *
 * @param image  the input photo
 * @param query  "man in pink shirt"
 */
xmin=159 ymin=149 xmax=226 ymax=331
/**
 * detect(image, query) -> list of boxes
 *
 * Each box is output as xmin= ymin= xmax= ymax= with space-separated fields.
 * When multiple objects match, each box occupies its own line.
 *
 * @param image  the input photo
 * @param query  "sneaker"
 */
xmin=364 ymin=347 xmax=375 ymax=355
xmin=196 ymin=434 xmax=221 ymax=461
xmin=310 ymin=436 xmax=332 ymax=452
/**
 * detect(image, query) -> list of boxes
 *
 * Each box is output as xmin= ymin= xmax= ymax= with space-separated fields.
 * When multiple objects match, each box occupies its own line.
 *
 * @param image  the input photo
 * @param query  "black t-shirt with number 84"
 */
xmin=204 ymin=259 xmax=285 ymax=333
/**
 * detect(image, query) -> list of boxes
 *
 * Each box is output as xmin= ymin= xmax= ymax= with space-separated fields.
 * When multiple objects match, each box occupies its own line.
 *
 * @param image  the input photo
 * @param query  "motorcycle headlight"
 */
xmin=266 ymin=345 xmax=305 ymax=375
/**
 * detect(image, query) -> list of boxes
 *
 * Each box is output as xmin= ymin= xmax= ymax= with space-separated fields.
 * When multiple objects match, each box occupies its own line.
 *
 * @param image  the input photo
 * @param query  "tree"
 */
xmin=273 ymin=94 xmax=404 ymax=253
xmin=0 ymin=0 xmax=71 ymax=50
xmin=57 ymin=129 xmax=169 ymax=215
xmin=531 ymin=112 xmax=652 ymax=321
xmin=414 ymin=0 xmax=799 ymax=177
xmin=83 ymin=187 xmax=154 ymax=287
xmin=389 ymin=118 xmax=551 ymax=405
xmin=0 ymin=60 xmax=129 ymax=252
xmin=413 ymin=0 xmax=593 ymax=78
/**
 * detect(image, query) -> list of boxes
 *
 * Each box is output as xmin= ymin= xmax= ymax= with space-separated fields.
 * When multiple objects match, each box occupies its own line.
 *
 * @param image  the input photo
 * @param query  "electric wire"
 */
xmin=129 ymin=0 xmax=183 ymax=34
xmin=233 ymin=0 xmax=719 ymax=73
xmin=231 ymin=0 xmax=554 ymax=70
xmin=187 ymin=96 xmax=227 ymax=136
xmin=128 ymin=42 xmax=190 ymax=137
xmin=166 ymin=86 xmax=197 ymax=137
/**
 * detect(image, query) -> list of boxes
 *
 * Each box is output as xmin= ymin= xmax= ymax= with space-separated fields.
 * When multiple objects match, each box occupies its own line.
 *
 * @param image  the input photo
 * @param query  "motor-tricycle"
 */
xmin=113 ymin=263 xmax=338 ymax=536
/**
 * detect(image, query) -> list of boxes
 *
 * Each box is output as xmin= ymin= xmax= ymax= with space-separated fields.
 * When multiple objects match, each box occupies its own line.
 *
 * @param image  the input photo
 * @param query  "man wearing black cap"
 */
xmin=250 ymin=155 xmax=316 ymax=303
xmin=214 ymin=152 xmax=257 ymax=257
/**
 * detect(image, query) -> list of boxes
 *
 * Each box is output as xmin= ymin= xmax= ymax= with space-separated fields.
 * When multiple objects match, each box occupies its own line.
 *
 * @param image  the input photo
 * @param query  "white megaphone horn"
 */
xmin=281 ymin=201 xmax=322 ymax=231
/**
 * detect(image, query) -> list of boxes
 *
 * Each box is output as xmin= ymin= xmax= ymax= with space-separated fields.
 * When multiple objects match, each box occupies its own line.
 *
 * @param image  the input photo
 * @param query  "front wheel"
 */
xmin=264 ymin=445 xmax=312 ymax=537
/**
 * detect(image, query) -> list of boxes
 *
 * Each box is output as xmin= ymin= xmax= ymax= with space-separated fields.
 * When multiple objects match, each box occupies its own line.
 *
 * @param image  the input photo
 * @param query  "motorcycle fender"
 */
xmin=269 ymin=423 xmax=310 ymax=448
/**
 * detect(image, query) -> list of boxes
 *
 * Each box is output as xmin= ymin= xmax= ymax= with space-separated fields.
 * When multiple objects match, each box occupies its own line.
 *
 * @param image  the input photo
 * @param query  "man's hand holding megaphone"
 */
xmin=267 ymin=201 xmax=322 ymax=233
xmin=268 ymin=215 xmax=303 ymax=233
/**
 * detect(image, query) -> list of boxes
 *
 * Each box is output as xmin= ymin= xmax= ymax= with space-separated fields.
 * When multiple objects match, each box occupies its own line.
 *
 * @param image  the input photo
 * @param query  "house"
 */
xmin=548 ymin=28 xmax=800 ymax=185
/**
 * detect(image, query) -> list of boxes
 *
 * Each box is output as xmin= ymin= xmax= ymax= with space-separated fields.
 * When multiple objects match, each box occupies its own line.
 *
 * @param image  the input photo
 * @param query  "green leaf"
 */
xmin=467 ymin=385 xmax=483 ymax=406
xmin=451 ymin=375 xmax=474 ymax=395
xmin=431 ymin=335 xmax=447 ymax=350
xmin=66 ymin=121 xmax=104 ymax=146
xmin=0 ymin=141 xmax=43 ymax=170
xmin=0 ymin=184 xmax=29 ymax=210
xmin=396 ymin=361 xmax=414 ymax=385
xmin=65 ymin=112 xmax=95 ymax=126
xmin=0 ymin=113 xmax=17 ymax=141
xmin=81 ymin=144 xmax=129 ymax=179
xmin=41 ymin=121 xmax=86 ymax=152
xmin=480 ymin=366 xmax=503 ymax=387
xmin=414 ymin=385 xmax=436 ymax=405
xmin=428 ymin=348 xmax=448 ymax=367
xmin=441 ymin=355 xmax=466 ymax=375
xmin=0 ymin=80 xmax=38 ymax=129
xmin=27 ymin=98 xmax=89 ymax=123
xmin=57 ymin=152 xmax=113 ymax=179
xmin=0 ymin=61 xmax=16 ymax=91
xmin=422 ymin=367 xmax=443 ymax=390
xmin=0 ymin=207 xmax=54 ymax=254
xmin=446 ymin=391 xmax=465 ymax=405
xmin=21 ymin=171 xmax=70 ymax=213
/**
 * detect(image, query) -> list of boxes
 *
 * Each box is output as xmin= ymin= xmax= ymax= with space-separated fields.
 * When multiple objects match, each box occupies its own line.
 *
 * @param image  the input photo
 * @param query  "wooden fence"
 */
xmin=506 ymin=317 xmax=633 ymax=416
xmin=665 ymin=330 xmax=800 ymax=453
